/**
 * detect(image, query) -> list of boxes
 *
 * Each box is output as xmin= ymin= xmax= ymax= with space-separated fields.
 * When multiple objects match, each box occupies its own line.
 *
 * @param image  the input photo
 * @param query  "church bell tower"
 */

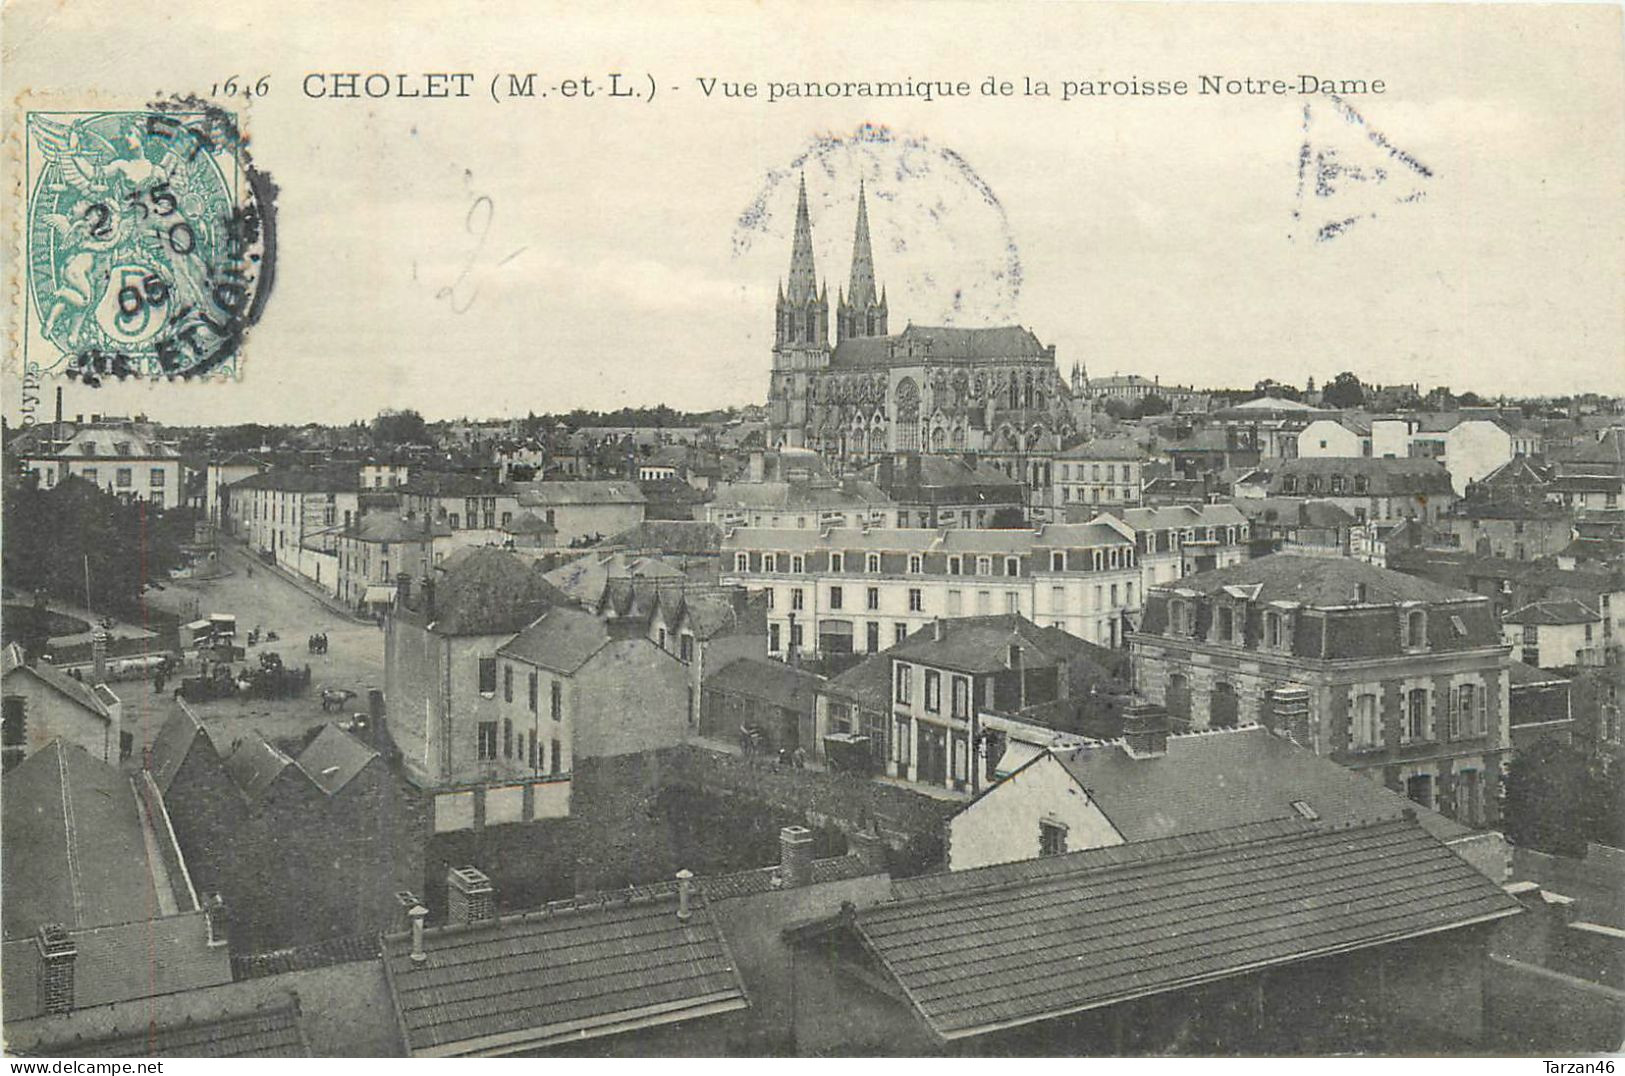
xmin=837 ymin=180 xmax=888 ymax=344
xmin=768 ymin=175 xmax=829 ymax=448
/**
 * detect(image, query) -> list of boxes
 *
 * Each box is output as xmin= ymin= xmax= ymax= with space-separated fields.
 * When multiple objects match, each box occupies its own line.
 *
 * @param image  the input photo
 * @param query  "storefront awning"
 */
xmin=363 ymin=584 xmax=397 ymax=604
xmin=994 ymin=738 xmax=1043 ymax=778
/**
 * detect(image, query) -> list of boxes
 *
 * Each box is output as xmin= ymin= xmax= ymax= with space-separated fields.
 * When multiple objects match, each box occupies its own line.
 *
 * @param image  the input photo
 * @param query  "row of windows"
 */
xmin=1281 ymin=474 xmax=1372 ymax=495
xmin=733 ymin=548 xmax=1138 ymax=575
xmin=766 ymin=580 xmax=1134 ymax=619
xmin=1351 ymin=684 xmax=1486 ymax=747
xmin=476 ymin=718 xmax=563 ymax=773
xmin=480 ymin=658 xmax=564 ymax=719
xmin=894 ymin=663 xmax=974 ymax=718
xmin=1058 ymin=462 xmax=1137 ymax=483
xmin=1167 ymin=601 xmax=1440 ymax=652
xmin=76 ymin=466 xmax=167 ymax=487
xmin=1060 ymin=486 xmax=1138 ymax=504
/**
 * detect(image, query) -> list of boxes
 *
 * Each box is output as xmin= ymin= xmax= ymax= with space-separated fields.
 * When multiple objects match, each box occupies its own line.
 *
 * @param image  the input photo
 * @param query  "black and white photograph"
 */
xmin=0 ymin=0 xmax=1621 ymax=1062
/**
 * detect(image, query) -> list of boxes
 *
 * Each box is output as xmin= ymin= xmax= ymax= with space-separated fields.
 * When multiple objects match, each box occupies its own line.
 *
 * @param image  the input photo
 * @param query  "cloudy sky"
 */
xmin=4 ymin=1 xmax=1621 ymax=426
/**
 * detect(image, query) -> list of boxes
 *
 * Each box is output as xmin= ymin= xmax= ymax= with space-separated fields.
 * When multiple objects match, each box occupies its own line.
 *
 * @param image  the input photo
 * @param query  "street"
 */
xmin=128 ymin=541 xmax=388 ymax=764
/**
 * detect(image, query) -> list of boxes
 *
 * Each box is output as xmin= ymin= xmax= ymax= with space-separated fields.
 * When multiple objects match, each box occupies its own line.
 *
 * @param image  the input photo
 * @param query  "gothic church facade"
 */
xmin=766 ymin=178 xmax=1085 ymax=479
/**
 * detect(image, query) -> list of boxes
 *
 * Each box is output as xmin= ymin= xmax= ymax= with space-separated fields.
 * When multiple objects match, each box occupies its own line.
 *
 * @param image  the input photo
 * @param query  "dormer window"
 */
xmin=1051 ymin=551 xmax=1064 ymax=571
xmin=908 ymin=554 xmax=923 ymax=574
xmin=763 ymin=553 xmax=778 ymax=573
xmin=792 ymin=555 xmax=805 ymax=573
xmin=1004 ymin=557 xmax=1020 ymax=577
xmin=1169 ymin=599 xmax=1188 ymax=636
xmin=1265 ymin=611 xmax=1283 ymax=649
xmin=948 ymin=555 xmax=963 ymax=575
xmin=1216 ymin=606 xmax=1234 ymax=643
xmin=1403 ymin=608 xmax=1428 ymax=650
xmin=831 ymin=552 xmax=845 ymax=572
xmin=976 ymin=556 xmax=992 ymax=576
xmin=866 ymin=553 xmax=881 ymax=573
xmin=734 ymin=552 xmax=748 ymax=572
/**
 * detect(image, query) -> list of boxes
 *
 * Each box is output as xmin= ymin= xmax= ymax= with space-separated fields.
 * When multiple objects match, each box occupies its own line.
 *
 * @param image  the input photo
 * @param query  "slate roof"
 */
xmin=720 ymin=523 xmax=1133 ymax=555
xmin=397 ymin=471 xmax=509 ymax=497
xmin=424 ymin=548 xmax=566 ymax=636
xmin=674 ymin=587 xmax=769 ymax=641
xmin=382 ymin=888 xmax=748 ymax=1056
xmin=1269 ymin=457 xmax=1456 ymax=497
xmin=830 ymin=324 xmax=1047 ymax=368
xmin=1044 ymin=725 xmax=1471 ymax=845
xmin=821 ymin=651 xmax=894 ymax=710
xmin=709 ymin=479 xmax=893 ymax=510
xmin=1 ymin=741 xmax=180 ymax=938
xmin=502 ymin=510 xmax=556 ymax=535
xmin=602 ymin=520 xmax=723 ymax=555
xmin=889 ymin=614 xmax=1123 ymax=677
xmin=344 ymin=513 xmax=452 ymax=543
xmin=496 ymin=607 xmax=611 ymax=674
xmin=148 ymin=702 xmax=217 ymax=795
xmin=223 ymin=733 xmax=296 ymax=799
xmin=1109 ymin=503 xmax=1248 ymax=532
xmin=1502 ymin=599 xmax=1601 ymax=626
xmin=517 ymin=480 xmax=648 ymax=506
xmin=1056 ymin=437 xmax=1143 ymax=461
xmin=544 ymin=551 xmax=687 ymax=605
xmin=1507 ymin=659 xmax=1571 ymax=687
xmin=704 ymin=657 xmax=825 ymax=711
xmin=1 ymin=644 xmax=113 ymax=720
xmin=231 ymin=468 xmax=355 ymax=494
xmin=1156 ymin=552 xmax=1479 ymax=606
xmin=44 ymin=998 xmax=311 ymax=1058
xmin=295 ymin=724 xmax=379 ymax=795
xmin=850 ymin=817 xmax=1520 ymax=1041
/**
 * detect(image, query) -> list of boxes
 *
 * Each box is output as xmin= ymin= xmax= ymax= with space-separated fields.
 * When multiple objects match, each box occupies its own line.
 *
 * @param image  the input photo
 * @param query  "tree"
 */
xmin=1322 ymin=372 xmax=1366 ymax=409
xmin=1501 ymin=739 xmax=1597 ymax=856
xmin=372 ymin=409 xmax=429 ymax=447
xmin=1131 ymin=394 xmax=1171 ymax=419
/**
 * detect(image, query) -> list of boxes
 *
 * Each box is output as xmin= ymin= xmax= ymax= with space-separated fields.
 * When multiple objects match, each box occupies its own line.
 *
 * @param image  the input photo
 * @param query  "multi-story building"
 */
xmin=16 ymin=421 xmax=187 ymax=509
xmin=1300 ymin=414 xmax=1523 ymax=496
xmin=515 ymin=480 xmax=647 ymax=546
xmin=2 ymin=643 xmax=120 ymax=769
xmin=1502 ymin=599 xmax=1605 ymax=670
xmin=721 ymin=521 xmax=1142 ymax=655
xmin=1105 ymin=503 xmax=1250 ymax=590
xmin=203 ymin=452 xmax=267 ymax=526
xmin=360 ymin=460 xmax=410 ymax=489
xmin=397 ymin=472 xmax=522 ymax=545
xmin=1252 ymin=457 xmax=1457 ymax=524
xmin=223 ymin=469 xmax=360 ymax=574
xmin=1549 ymin=427 xmax=1623 ymax=511
xmin=859 ymin=453 xmax=1024 ymax=528
xmin=1130 ymin=554 xmax=1512 ymax=827
xmin=1438 ymin=500 xmax=1573 ymax=562
xmin=336 ymin=513 xmax=453 ymax=612
xmin=1053 ymin=437 xmax=1145 ymax=509
xmin=704 ymin=476 xmax=894 ymax=530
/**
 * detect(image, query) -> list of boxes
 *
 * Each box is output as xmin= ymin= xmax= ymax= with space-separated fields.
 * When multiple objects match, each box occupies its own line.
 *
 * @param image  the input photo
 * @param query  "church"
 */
xmin=765 ymin=177 xmax=1087 ymax=485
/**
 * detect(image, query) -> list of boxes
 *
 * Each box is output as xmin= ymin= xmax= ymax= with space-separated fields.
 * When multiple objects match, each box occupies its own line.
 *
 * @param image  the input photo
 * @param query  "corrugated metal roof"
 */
xmin=854 ymin=818 xmax=1520 ymax=1041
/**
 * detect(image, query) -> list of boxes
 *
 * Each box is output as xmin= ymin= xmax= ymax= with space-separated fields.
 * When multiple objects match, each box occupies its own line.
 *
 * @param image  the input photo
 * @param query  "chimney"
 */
xmin=1268 ymin=685 xmax=1312 ymax=747
xmin=395 ymin=572 xmax=412 ymax=606
xmin=779 ymin=825 xmax=814 ymax=888
xmin=848 ymin=828 xmax=888 ymax=874
xmin=36 ymin=924 xmax=76 ymax=1014
xmin=1122 ymin=703 xmax=1170 ymax=759
xmin=933 ymin=617 xmax=946 ymax=642
xmin=422 ymin=577 xmax=436 ymax=621
xmin=91 ymin=631 xmax=109 ymax=685
xmin=446 ymin=866 xmax=495 ymax=926
xmin=408 ymin=903 xmax=429 ymax=963
xmin=675 ymin=869 xmax=694 ymax=920
xmin=205 ymin=893 xmax=231 ymax=947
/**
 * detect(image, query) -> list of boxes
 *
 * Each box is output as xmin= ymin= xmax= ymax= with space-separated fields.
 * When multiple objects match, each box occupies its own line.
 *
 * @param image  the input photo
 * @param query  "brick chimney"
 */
xmin=1122 ymin=703 xmax=1170 ymax=759
xmin=205 ymin=893 xmax=230 ymax=948
xmin=91 ymin=631 xmax=109 ymax=685
xmin=1268 ymin=685 xmax=1312 ymax=747
xmin=779 ymin=825 xmax=814 ymax=888
xmin=446 ymin=866 xmax=495 ymax=926
xmin=36 ymin=924 xmax=76 ymax=1015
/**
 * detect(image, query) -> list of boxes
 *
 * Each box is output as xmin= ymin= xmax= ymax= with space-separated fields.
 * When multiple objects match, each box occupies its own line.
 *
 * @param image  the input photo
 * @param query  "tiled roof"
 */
xmin=1109 ymin=503 xmax=1248 ymax=532
xmin=502 ymin=510 xmax=556 ymax=535
xmin=148 ymin=703 xmax=215 ymax=795
xmin=46 ymin=998 xmax=311 ymax=1058
xmin=496 ymin=607 xmax=611 ymax=674
xmin=382 ymin=888 xmax=748 ymax=1056
xmin=2 ymin=741 xmax=177 ymax=937
xmin=830 ymin=324 xmax=1047 ymax=368
xmin=709 ymin=479 xmax=893 ymax=510
xmin=1269 ymin=457 xmax=1456 ymax=497
xmin=345 ymin=513 xmax=451 ymax=543
xmin=544 ymin=551 xmax=686 ymax=605
xmin=720 ymin=523 xmax=1132 ymax=554
xmin=425 ymin=548 xmax=566 ymax=636
xmin=231 ymin=468 xmax=355 ymax=493
xmin=1155 ymin=552 xmax=1480 ymax=606
xmin=703 ymin=657 xmax=825 ymax=711
xmin=1502 ymin=599 xmax=1600 ymax=626
xmin=677 ymin=588 xmax=769 ymax=641
xmin=1045 ymin=725 xmax=1471 ymax=844
xmin=223 ymin=733 xmax=296 ymax=799
xmin=398 ymin=472 xmax=508 ymax=497
xmin=851 ymin=817 xmax=1520 ymax=1041
xmin=1507 ymin=659 xmax=1571 ymax=687
xmin=295 ymin=724 xmax=379 ymax=795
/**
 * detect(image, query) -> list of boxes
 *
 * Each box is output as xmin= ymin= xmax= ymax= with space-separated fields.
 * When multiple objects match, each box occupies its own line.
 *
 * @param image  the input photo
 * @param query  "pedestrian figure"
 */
xmin=792 ymin=746 xmax=807 ymax=770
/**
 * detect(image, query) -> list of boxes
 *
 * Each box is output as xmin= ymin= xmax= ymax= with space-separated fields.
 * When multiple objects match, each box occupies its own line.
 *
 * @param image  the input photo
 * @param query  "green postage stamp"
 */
xmin=19 ymin=101 xmax=276 ymax=384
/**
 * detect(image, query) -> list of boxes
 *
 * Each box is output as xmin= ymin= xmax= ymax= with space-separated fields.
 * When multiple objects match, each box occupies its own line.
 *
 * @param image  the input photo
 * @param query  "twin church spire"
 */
xmin=775 ymin=176 xmax=887 ymax=349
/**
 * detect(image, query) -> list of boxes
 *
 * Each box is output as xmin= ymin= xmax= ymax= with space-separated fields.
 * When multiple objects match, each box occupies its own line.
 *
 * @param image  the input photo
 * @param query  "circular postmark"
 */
xmin=25 ymin=100 xmax=276 ymax=383
xmin=733 ymin=123 xmax=1022 ymax=325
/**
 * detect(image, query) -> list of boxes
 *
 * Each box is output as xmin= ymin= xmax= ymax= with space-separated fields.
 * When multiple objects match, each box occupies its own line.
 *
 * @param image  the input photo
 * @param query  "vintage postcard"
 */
xmin=1 ymin=0 xmax=1621 ymax=1062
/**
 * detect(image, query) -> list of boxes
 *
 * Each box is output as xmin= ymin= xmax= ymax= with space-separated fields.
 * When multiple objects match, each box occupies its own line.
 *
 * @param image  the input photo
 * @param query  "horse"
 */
xmin=320 ymin=688 xmax=357 ymax=712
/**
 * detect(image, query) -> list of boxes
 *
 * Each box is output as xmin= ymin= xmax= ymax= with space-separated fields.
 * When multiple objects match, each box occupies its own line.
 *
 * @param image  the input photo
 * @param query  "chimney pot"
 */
xmin=779 ymin=825 xmax=815 ymax=888
xmin=36 ymin=924 xmax=77 ymax=1014
xmin=91 ymin=632 xmax=109 ymax=685
xmin=408 ymin=904 xmax=429 ymax=963
xmin=675 ymin=869 xmax=694 ymax=920
xmin=933 ymin=617 xmax=946 ymax=642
